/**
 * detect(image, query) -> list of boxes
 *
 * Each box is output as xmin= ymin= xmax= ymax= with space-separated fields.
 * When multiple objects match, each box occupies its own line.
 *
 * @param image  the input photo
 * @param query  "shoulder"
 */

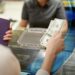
xmin=24 ymin=0 xmax=31 ymax=4
xmin=49 ymin=0 xmax=63 ymax=8
xmin=53 ymin=0 xmax=61 ymax=3
xmin=24 ymin=0 xmax=33 ymax=6
xmin=49 ymin=0 xmax=62 ymax=5
xmin=54 ymin=0 xmax=61 ymax=3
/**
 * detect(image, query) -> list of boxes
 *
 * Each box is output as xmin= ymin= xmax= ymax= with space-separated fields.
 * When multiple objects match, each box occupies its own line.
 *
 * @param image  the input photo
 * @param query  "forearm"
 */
xmin=41 ymin=50 xmax=56 ymax=74
xmin=36 ymin=48 xmax=56 ymax=75
xmin=19 ymin=20 xmax=28 ymax=29
xmin=36 ymin=32 xmax=64 ymax=75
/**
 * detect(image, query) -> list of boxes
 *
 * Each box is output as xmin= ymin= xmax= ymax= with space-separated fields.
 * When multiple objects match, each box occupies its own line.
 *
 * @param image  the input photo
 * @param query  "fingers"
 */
xmin=2 ymin=23 xmax=12 ymax=41
xmin=46 ymin=34 xmax=65 ymax=55
xmin=3 ymin=37 xmax=12 ymax=40
xmin=3 ymin=34 xmax=12 ymax=40
xmin=3 ymin=30 xmax=12 ymax=41
xmin=53 ymin=32 xmax=65 ymax=40
xmin=54 ymin=31 xmax=66 ymax=39
xmin=5 ymin=30 xmax=12 ymax=34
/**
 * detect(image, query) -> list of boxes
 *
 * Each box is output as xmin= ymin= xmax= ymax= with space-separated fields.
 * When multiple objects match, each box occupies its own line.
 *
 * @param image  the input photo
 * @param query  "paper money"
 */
xmin=40 ymin=18 xmax=65 ymax=47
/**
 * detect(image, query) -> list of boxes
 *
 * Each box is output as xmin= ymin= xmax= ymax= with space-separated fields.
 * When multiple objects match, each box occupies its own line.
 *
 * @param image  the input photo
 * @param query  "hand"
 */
xmin=46 ymin=32 xmax=64 ymax=55
xmin=41 ymin=32 xmax=64 ymax=73
xmin=3 ymin=29 xmax=12 ymax=41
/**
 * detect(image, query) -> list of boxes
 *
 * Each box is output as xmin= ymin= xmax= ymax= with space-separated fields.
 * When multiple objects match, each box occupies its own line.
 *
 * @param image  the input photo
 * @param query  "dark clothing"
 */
xmin=22 ymin=0 xmax=66 ymax=28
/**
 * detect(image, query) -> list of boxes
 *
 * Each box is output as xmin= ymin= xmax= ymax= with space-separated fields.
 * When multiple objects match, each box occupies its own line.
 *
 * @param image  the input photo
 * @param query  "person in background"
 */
xmin=19 ymin=0 xmax=68 ymax=34
xmin=0 ymin=32 xmax=64 ymax=75
xmin=3 ymin=0 xmax=68 ymax=43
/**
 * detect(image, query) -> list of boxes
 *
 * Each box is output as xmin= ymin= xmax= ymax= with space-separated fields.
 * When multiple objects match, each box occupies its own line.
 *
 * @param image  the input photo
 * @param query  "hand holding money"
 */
xmin=40 ymin=18 xmax=65 ymax=47
xmin=46 ymin=32 xmax=64 ymax=55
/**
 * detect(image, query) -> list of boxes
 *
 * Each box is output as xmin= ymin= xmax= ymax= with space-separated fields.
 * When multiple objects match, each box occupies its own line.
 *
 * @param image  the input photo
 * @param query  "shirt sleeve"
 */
xmin=55 ymin=1 xmax=66 ymax=19
xmin=36 ymin=69 xmax=50 ymax=75
xmin=21 ymin=2 xmax=29 ymax=20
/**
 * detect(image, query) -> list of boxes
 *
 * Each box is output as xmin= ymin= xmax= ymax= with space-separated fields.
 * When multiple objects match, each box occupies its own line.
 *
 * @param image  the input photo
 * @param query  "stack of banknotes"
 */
xmin=40 ymin=18 xmax=65 ymax=47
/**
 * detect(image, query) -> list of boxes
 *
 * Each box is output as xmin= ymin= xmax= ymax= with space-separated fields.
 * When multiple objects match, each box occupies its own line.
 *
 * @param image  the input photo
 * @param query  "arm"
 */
xmin=19 ymin=19 xmax=28 ymax=29
xmin=19 ymin=2 xmax=29 ymax=29
xmin=36 ymin=52 xmax=56 ymax=75
xmin=36 ymin=33 xmax=64 ymax=75
xmin=40 ymin=51 xmax=56 ymax=75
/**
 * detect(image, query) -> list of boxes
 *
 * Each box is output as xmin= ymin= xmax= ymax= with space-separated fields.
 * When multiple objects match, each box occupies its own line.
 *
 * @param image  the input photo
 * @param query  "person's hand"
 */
xmin=40 ymin=32 xmax=64 ymax=73
xmin=46 ymin=32 xmax=64 ymax=55
xmin=3 ymin=29 xmax=12 ymax=41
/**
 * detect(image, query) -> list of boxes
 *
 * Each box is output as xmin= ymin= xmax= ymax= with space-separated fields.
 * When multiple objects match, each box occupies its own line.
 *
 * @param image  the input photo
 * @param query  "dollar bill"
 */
xmin=40 ymin=18 xmax=65 ymax=47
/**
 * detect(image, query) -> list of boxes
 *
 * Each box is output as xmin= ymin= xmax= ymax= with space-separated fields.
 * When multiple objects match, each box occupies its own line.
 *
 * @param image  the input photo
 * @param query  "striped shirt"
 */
xmin=62 ymin=0 xmax=75 ymax=28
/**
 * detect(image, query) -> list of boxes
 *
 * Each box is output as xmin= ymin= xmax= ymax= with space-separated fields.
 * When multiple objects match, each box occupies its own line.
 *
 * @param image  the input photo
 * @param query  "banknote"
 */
xmin=40 ymin=18 xmax=65 ymax=47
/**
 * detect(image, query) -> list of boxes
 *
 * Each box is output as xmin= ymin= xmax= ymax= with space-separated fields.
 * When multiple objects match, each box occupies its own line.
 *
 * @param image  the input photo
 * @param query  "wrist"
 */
xmin=46 ymin=47 xmax=57 ymax=56
xmin=45 ymin=51 xmax=56 ymax=60
xmin=41 ymin=51 xmax=56 ymax=72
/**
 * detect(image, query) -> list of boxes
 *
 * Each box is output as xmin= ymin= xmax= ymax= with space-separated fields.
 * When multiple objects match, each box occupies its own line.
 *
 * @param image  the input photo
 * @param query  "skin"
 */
xmin=36 ymin=32 xmax=64 ymax=75
xmin=3 ymin=29 xmax=12 ymax=40
xmin=0 ymin=45 xmax=21 ymax=75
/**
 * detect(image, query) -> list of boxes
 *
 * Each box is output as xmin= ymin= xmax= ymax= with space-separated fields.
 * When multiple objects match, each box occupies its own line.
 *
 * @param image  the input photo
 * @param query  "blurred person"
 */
xmin=19 ymin=0 xmax=68 ymax=34
xmin=0 ymin=45 xmax=21 ymax=75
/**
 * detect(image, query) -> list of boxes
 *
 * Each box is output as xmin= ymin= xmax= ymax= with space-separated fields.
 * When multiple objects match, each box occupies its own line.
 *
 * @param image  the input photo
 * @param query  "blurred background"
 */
xmin=0 ymin=0 xmax=24 ymax=25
